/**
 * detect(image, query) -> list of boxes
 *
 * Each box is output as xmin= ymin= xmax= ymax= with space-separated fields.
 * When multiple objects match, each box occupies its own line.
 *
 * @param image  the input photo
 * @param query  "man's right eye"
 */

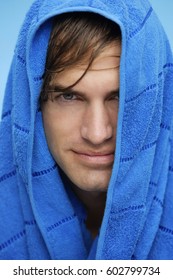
xmin=60 ymin=93 xmax=77 ymax=101
xmin=52 ymin=92 xmax=80 ymax=103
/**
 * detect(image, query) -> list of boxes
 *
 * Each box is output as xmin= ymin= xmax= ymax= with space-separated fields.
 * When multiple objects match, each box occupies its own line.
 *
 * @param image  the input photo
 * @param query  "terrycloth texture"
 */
xmin=0 ymin=0 xmax=173 ymax=259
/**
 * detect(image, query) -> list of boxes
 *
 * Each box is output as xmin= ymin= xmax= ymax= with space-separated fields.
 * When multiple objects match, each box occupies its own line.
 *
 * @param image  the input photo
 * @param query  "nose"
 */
xmin=81 ymin=102 xmax=114 ymax=145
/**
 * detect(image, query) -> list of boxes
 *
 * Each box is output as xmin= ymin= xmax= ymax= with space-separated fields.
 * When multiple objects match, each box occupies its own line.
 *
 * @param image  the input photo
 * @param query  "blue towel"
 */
xmin=0 ymin=0 xmax=173 ymax=260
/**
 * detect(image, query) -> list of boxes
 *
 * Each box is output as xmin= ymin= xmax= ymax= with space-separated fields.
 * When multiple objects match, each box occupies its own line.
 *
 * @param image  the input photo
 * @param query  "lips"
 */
xmin=73 ymin=150 xmax=115 ymax=166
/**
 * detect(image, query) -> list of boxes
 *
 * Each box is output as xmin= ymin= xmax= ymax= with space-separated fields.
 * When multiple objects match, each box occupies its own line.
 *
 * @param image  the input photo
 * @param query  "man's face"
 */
xmin=42 ymin=42 xmax=121 ymax=193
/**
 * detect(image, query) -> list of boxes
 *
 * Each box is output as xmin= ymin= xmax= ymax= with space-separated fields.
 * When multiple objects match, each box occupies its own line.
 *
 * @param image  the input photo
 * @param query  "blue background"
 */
xmin=0 ymin=0 xmax=173 ymax=114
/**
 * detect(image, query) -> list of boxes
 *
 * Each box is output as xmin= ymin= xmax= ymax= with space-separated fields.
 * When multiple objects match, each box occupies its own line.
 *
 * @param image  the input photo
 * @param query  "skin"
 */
xmin=42 ymin=42 xmax=121 ymax=236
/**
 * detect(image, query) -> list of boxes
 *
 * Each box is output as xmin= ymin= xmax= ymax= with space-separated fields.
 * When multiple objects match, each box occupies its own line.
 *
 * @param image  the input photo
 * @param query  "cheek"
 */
xmin=42 ymin=107 xmax=82 ymax=152
xmin=107 ymin=103 xmax=119 ymax=133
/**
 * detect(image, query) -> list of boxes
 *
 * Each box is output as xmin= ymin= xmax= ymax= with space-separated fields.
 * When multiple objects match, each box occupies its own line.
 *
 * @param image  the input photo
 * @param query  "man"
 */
xmin=40 ymin=12 xmax=121 ymax=239
xmin=0 ymin=0 xmax=173 ymax=260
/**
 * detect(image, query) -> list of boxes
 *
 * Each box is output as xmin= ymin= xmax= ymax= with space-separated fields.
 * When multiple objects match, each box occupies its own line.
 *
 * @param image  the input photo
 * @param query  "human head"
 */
xmin=41 ymin=12 xmax=121 ymax=193
xmin=40 ymin=12 xmax=121 ymax=100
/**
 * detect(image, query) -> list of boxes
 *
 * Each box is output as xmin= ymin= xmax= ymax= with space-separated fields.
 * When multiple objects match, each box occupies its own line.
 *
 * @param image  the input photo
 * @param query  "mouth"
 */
xmin=73 ymin=150 xmax=115 ymax=166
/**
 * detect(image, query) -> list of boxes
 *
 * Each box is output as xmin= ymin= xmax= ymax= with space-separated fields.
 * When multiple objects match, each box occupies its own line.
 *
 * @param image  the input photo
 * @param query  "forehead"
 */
xmin=50 ymin=42 xmax=121 ymax=86
xmin=90 ymin=42 xmax=121 ymax=70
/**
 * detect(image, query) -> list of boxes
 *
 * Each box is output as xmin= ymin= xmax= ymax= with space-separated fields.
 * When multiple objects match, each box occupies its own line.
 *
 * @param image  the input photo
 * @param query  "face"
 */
xmin=42 ymin=42 xmax=121 ymax=193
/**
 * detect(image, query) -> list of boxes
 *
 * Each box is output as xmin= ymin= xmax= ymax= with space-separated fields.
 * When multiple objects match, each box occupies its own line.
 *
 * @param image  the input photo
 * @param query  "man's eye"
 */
xmin=53 ymin=92 xmax=78 ymax=102
xmin=108 ymin=92 xmax=119 ymax=101
xmin=61 ymin=93 xmax=76 ymax=100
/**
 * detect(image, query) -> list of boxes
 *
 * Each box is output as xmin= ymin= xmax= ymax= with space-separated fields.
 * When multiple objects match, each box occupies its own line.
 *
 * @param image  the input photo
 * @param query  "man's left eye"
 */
xmin=109 ymin=92 xmax=119 ymax=101
xmin=61 ymin=93 xmax=76 ymax=100
xmin=55 ymin=92 xmax=80 ymax=102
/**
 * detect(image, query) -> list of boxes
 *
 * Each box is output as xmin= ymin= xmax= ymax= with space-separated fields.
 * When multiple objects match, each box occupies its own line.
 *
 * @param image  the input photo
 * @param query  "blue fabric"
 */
xmin=0 ymin=0 xmax=173 ymax=260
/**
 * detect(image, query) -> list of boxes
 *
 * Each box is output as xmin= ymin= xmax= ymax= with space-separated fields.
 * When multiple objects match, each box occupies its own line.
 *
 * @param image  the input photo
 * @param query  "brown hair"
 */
xmin=40 ymin=12 xmax=121 ymax=102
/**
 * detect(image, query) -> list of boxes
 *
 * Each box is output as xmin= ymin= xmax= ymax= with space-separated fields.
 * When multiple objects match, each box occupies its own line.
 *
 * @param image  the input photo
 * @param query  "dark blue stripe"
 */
xmin=0 ymin=170 xmax=16 ymax=183
xmin=153 ymin=196 xmax=163 ymax=208
xmin=125 ymin=83 xmax=157 ymax=103
xmin=111 ymin=205 xmax=144 ymax=215
xmin=34 ymin=75 xmax=44 ymax=82
xmin=14 ymin=123 xmax=29 ymax=134
xmin=129 ymin=7 xmax=153 ymax=38
xmin=47 ymin=214 xmax=77 ymax=232
xmin=32 ymin=164 xmax=57 ymax=177
xmin=159 ymin=225 xmax=173 ymax=236
xmin=120 ymin=155 xmax=135 ymax=163
xmin=0 ymin=230 xmax=26 ymax=252
xmin=1 ymin=110 xmax=12 ymax=120
xmin=125 ymin=62 xmax=173 ymax=104
xmin=169 ymin=166 xmax=173 ymax=173
xmin=25 ymin=220 xmax=37 ymax=226
xmin=120 ymin=141 xmax=157 ymax=163
xmin=149 ymin=181 xmax=157 ymax=187
xmin=163 ymin=63 xmax=173 ymax=69
xmin=141 ymin=140 xmax=157 ymax=151
xmin=17 ymin=55 xmax=26 ymax=66
xmin=160 ymin=123 xmax=171 ymax=131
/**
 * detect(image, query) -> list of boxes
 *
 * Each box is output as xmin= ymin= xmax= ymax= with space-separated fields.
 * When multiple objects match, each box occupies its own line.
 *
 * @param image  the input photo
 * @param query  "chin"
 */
xmin=59 ymin=164 xmax=112 ymax=193
xmin=72 ymin=173 xmax=111 ymax=193
xmin=80 ymin=185 xmax=108 ymax=193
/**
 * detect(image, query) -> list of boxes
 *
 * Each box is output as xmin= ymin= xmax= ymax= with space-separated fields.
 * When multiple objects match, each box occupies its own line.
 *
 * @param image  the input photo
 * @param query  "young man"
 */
xmin=40 ymin=12 xmax=121 ymax=239
xmin=0 ymin=0 xmax=173 ymax=260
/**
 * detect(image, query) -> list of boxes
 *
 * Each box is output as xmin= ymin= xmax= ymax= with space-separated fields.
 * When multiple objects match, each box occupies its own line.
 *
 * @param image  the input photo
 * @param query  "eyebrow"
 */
xmin=88 ymin=66 xmax=120 ymax=71
xmin=47 ymin=84 xmax=69 ymax=92
xmin=47 ymin=83 xmax=119 ymax=96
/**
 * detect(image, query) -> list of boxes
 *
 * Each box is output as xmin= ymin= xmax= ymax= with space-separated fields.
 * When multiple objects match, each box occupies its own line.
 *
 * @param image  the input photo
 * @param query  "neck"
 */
xmin=71 ymin=185 xmax=107 ymax=238
xmin=60 ymin=169 xmax=107 ymax=238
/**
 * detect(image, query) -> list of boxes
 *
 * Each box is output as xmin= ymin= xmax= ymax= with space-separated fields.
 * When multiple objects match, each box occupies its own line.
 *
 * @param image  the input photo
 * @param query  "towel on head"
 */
xmin=0 ymin=0 xmax=173 ymax=259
